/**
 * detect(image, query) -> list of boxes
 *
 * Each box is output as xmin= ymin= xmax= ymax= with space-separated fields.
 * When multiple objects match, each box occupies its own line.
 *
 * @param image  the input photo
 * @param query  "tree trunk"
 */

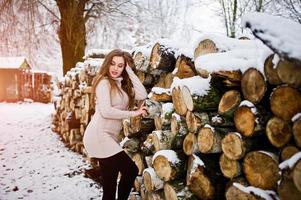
xmin=241 ymin=68 xmax=266 ymax=104
xmin=56 ymin=0 xmax=87 ymax=75
xmin=221 ymin=132 xmax=249 ymax=160
xmin=243 ymin=151 xmax=280 ymax=190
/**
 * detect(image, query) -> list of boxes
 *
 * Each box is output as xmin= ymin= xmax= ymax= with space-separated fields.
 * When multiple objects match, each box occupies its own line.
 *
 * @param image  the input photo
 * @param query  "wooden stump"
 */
xmin=241 ymin=68 xmax=266 ymax=104
xmin=266 ymin=117 xmax=292 ymax=148
xmin=243 ymin=151 xmax=279 ymax=190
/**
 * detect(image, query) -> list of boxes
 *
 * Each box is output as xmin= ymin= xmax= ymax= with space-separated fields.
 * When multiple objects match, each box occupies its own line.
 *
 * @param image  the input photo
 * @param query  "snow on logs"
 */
xmin=52 ymin=21 xmax=301 ymax=199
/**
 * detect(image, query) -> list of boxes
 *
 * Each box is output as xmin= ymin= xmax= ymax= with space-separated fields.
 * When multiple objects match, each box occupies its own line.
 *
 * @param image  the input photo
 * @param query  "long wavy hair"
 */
xmin=92 ymin=49 xmax=135 ymax=109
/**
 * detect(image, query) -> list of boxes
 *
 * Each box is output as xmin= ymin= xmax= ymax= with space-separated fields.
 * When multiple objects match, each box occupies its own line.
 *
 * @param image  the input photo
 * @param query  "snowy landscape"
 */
xmin=0 ymin=102 xmax=102 ymax=199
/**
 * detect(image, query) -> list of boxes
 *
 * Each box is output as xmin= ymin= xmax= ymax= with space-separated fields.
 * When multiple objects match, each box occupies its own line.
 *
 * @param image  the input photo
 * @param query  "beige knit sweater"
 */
xmin=83 ymin=66 xmax=147 ymax=158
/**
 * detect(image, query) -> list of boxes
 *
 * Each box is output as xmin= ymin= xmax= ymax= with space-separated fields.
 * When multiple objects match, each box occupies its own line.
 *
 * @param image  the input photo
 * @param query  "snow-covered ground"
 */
xmin=0 ymin=102 xmax=102 ymax=200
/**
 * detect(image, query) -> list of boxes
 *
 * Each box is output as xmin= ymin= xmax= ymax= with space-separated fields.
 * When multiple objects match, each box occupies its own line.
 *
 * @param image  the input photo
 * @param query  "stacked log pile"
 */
xmin=51 ymin=21 xmax=301 ymax=199
xmin=51 ymin=51 xmax=105 ymax=154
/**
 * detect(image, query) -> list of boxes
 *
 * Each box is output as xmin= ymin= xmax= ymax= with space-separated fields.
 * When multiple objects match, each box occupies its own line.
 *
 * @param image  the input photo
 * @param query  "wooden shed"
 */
xmin=0 ymin=57 xmax=31 ymax=102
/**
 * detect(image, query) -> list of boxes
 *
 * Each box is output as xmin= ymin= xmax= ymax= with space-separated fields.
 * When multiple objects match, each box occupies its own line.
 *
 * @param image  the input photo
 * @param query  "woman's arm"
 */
xmin=96 ymin=79 xmax=137 ymax=119
xmin=126 ymin=66 xmax=148 ymax=100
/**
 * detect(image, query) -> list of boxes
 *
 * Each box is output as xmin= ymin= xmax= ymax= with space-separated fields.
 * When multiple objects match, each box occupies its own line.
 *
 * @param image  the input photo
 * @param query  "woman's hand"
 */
xmin=134 ymin=101 xmax=148 ymax=117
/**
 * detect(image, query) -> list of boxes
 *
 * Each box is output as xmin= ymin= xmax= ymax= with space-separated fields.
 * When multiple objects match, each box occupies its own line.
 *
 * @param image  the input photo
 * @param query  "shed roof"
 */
xmin=0 ymin=57 xmax=31 ymax=70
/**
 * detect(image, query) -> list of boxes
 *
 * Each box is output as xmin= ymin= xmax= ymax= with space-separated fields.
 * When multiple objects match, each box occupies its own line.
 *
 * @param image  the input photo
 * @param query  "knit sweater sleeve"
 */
xmin=96 ymin=79 xmax=137 ymax=119
xmin=126 ymin=66 xmax=148 ymax=100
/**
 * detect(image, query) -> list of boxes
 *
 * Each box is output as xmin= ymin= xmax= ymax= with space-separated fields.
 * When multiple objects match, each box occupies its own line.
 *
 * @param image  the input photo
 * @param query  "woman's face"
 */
xmin=109 ymin=56 xmax=125 ymax=78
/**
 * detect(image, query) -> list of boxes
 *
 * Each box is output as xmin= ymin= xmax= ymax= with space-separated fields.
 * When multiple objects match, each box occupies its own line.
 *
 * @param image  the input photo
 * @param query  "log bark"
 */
xmin=293 ymin=116 xmax=301 ymax=148
xmin=152 ymin=150 xmax=186 ymax=181
xmin=197 ymin=126 xmax=224 ymax=153
xmin=219 ymin=153 xmax=241 ymax=179
xmin=264 ymin=54 xmax=282 ymax=85
xmin=234 ymin=105 xmax=263 ymax=137
xmin=170 ymin=114 xmax=188 ymax=137
xmin=164 ymin=180 xmax=197 ymax=200
xmin=241 ymin=68 xmax=266 ymax=104
xmin=174 ymin=55 xmax=197 ymax=79
xmin=270 ymin=85 xmax=301 ymax=121
xmin=221 ymin=132 xmax=248 ymax=160
xmin=194 ymin=39 xmax=218 ymax=60
xmin=122 ymin=138 xmax=140 ymax=154
xmin=150 ymin=43 xmax=176 ymax=73
xmin=143 ymin=167 xmax=164 ymax=192
xmin=243 ymin=151 xmax=280 ymax=190
xmin=186 ymin=154 xmax=215 ymax=200
xmin=277 ymin=58 xmax=301 ymax=88
xmin=218 ymin=90 xmax=241 ymax=119
xmin=266 ymin=117 xmax=292 ymax=148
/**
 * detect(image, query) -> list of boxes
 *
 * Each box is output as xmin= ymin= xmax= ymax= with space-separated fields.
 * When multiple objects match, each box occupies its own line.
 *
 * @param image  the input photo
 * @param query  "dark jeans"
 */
xmin=95 ymin=151 xmax=138 ymax=200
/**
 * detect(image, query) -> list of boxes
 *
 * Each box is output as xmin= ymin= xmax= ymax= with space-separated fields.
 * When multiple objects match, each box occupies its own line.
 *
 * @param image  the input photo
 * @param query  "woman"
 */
xmin=83 ymin=49 xmax=148 ymax=200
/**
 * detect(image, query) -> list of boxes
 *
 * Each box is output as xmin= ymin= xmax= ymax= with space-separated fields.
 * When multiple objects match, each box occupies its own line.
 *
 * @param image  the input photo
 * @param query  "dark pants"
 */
xmin=96 ymin=151 xmax=138 ymax=200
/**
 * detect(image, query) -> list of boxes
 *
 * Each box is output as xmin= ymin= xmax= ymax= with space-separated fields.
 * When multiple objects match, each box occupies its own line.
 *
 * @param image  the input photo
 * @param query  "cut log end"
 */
xmin=219 ymin=153 xmax=241 ymax=179
xmin=280 ymin=145 xmax=300 ymax=162
xmin=183 ymin=132 xmax=197 ymax=156
xmin=243 ymin=151 xmax=279 ymax=190
xmin=198 ymin=128 xmax=215 ymax=153
xmin=194 ymin=39 xmax=218 ymax=59
xmin=293 ymin=117 xmax=301 ymax=148
xmin=241 ymin=68 xmax=266 ymax=104
xmin=234 ymin=106 xmax=256 ymax=137
xmin=222 ymin=132 xmax=245 ymax=160
xmin=266 ymin=117 xmax=292 ymax=148
xmin=218 ymin=90 xmax=241 ymax=118
xmin=153 ymin=155 xmax=172 ymax=181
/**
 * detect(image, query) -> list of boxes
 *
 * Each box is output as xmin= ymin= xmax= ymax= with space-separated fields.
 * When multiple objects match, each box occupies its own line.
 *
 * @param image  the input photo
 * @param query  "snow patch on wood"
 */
xmin=171 ymin=76 xmax=211 ymax=96
xmin=233 ymin=183 xmax=279 ymax=200
xmin=279 ymin=152 xmax=301 ymax=170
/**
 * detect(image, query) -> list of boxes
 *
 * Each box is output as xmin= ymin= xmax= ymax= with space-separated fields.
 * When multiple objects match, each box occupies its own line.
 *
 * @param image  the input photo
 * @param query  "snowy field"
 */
xmin=0 ymin=102 xmax=102 ymax=200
